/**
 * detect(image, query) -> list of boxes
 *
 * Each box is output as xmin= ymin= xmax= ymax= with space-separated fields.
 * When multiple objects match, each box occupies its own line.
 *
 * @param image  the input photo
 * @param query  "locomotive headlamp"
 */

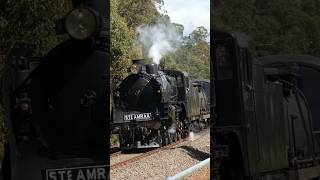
xmin=130 ymin=64 xmax=142 ymax=74
xmin=64 ymin=7 xmax=100 ymax=40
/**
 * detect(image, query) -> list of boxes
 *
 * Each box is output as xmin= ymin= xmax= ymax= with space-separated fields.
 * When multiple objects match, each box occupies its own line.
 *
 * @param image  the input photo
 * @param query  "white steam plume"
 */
xmin=137 ymin=23 xmax=181 ymax=64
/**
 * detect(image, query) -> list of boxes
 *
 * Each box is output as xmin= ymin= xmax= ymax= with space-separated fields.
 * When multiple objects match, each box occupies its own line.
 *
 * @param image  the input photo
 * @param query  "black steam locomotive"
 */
xmin=1 ymin=1 xmax=108 ymax=180
xmin=213 ymin=30 xmax=320 ymax=179
xmin=112 ymin=60 xmax=210 ymax=149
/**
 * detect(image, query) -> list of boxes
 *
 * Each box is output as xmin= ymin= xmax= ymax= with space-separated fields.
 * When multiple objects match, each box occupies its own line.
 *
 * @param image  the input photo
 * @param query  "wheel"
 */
xmin=168 ymin=133 xmax=173 ymax=144
xmin=177 ymin=132 xmax=181 ymax=140
xmin=162 ymin=134 xmax=169 ymax=146
xmin=181 ymin=130 xmax=188 ymax=138
xmin=189 ymin=121 xmax=200 ymax=133
xmin=174 ymin=133 xmax=178 ymax=142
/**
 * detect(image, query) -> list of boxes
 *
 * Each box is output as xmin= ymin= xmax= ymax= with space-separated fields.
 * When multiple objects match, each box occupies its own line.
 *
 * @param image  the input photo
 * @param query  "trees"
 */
xmin=110 ymin=0 xmax=135 ymax=79
xmin=213 ymin=0 xmax=320 ymax=57
xmin=110 ymin=0 xmax=210 ymax=80
xmin=0 ymin=0 xmax=71 ymax=62
xmin=110 ymin=0 xmax=164 ymax=79
xmin=160 ymin=26 xmax=210 ymax=79
xmin=118 ymin=0 xmax=163 ymax=28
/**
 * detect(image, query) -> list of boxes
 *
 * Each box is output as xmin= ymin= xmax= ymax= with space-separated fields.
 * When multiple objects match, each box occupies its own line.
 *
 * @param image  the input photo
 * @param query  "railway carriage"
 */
xmin=213 ymin=30 xmax=320 ymax=180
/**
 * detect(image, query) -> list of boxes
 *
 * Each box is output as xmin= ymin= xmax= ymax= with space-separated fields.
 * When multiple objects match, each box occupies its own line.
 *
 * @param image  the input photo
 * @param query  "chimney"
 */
xmin=146 ymin=64 xmax=158 ymax=74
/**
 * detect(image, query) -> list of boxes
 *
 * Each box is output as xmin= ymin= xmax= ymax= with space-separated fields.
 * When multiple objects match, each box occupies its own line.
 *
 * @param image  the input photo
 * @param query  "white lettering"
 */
xmin=124 ymin=113 xmax=152 ymax=121
xmin=97 ymin=168 xmax=106 ymax=179
xmin=48 ymin=172 xmax=57 ymax=180
xmin=86 ymin=168 xmax=97 ymax=179
xmin=77 ymin=170 xmax=86 ymax=180
xmin=47 ymin=166 xmax=108 ymax=180
xmin=67 ymin=170 xmax=72 ymax=180
xmin=57 ymin=171 xmax=66 ymax=180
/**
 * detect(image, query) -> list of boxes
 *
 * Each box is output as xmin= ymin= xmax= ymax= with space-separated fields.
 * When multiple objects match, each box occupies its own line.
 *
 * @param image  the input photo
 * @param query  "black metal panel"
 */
xmin=239 ymin=62 xmax=288 ymax=176
xmin=186 ymin=80 xmax=208 ymax=118
xmin=258 ymin=81 xmax=288 ymax=171
xmin=31 ymin=40 xmax=107 ymax=156
xmin=245 ymin=62 xmax=288 ymax=175
xmin=213 ymin=35 xmax=242 ymax=126
xmin=298 ymin=67 xmax=320 ymax=131
xmin=286 ymin=87 xmax=314 ymax=159
xmin=257 ymin=55 xmax=320 ymax=70
xmin=119 ymin=73 xmax=161 ymax=111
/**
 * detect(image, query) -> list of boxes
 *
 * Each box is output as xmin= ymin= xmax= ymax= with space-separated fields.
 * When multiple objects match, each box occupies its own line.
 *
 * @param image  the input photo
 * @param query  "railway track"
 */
xmin=110 ymin=129 xmax=209 ymax=170
xmin=110 ymin=139 xmax=186 ymax=170
xmin=110 ymin=151 xmax=122 ymax=158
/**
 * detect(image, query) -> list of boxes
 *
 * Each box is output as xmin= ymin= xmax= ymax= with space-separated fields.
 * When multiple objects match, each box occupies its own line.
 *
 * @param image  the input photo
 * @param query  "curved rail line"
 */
xmin=110 ymin=129 xmax=210 ymax=170
xmin=110 ymin=151 xmax=122 ymax=158
xmin=110 ymin=139 xmax=186 ymax=170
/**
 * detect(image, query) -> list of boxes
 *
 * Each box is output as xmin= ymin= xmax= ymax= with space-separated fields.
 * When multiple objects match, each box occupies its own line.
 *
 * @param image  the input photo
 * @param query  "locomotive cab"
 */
xmin=163 ymin=70 xmax=188 ymax=102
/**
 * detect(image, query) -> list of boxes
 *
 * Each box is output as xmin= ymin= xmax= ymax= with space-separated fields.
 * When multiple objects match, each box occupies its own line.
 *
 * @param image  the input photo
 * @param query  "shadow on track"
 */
xmin=179 ymin=145 xmax=210 ymax=161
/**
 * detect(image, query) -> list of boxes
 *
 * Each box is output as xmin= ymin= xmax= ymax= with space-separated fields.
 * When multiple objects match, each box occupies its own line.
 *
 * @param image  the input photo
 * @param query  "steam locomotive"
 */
xmin=213 ymin=30 xmax=320 ymax=179
xmin=1 ymin=1 xmax=108 ymax=180
xmin=112 ymin=60 xmax=210 ymax=149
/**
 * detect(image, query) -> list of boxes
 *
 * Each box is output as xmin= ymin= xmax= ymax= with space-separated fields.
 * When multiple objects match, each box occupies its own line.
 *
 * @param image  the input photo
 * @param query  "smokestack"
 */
xmin=146 ymin=64 xmax=158 ymax=74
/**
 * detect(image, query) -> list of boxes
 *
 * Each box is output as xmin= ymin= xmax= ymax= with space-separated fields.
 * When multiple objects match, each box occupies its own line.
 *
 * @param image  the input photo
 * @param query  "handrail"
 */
xmin=166 ymin=158 xmax=210 ymax=180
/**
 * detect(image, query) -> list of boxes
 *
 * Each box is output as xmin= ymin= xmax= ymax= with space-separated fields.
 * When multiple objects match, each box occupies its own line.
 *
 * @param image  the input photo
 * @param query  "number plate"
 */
xmin=44 ymin=165 xmax=107 ymax=180
xmin=123 ymin=113 xmax=152 ymax=121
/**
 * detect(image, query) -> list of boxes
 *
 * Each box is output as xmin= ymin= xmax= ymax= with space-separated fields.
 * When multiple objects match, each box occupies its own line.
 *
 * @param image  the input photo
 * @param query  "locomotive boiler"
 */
xmin=112 ymin=60 xmax=210 ymax=149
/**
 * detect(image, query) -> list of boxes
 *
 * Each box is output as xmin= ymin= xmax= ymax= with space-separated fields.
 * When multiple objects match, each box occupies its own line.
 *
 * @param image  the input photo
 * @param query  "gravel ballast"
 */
xmin=110 ymin=130 xmax=210 ymax=180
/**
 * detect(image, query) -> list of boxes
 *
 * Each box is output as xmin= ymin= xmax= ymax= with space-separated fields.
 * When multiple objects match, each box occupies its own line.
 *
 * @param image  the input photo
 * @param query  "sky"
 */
xmin=160 ymin=0 xmax=210 ymax=38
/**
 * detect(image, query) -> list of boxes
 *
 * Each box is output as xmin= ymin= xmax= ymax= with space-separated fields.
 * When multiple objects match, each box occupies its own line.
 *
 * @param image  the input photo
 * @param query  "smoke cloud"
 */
xmin=137 ymin=22 xmax=181 ymax=64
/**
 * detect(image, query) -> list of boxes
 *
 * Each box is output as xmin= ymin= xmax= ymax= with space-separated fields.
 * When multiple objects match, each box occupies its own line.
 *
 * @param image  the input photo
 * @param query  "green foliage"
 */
xmin=162 ymin=27 xmax=210 ymax=79
xmin=118 ymin=0 xmax=163 ymax=28
xmin=111 ymin=0 xmax=210 ymax=80
xmin=111 ymin=0 xmax=165 ymax=79
xmin=0 ymin=0 xmax=71 ymax=61
xmin=213 ymin=0 xmax=320 ymax=57
xmin=110 ymin=0 xmax=135 ymax=79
